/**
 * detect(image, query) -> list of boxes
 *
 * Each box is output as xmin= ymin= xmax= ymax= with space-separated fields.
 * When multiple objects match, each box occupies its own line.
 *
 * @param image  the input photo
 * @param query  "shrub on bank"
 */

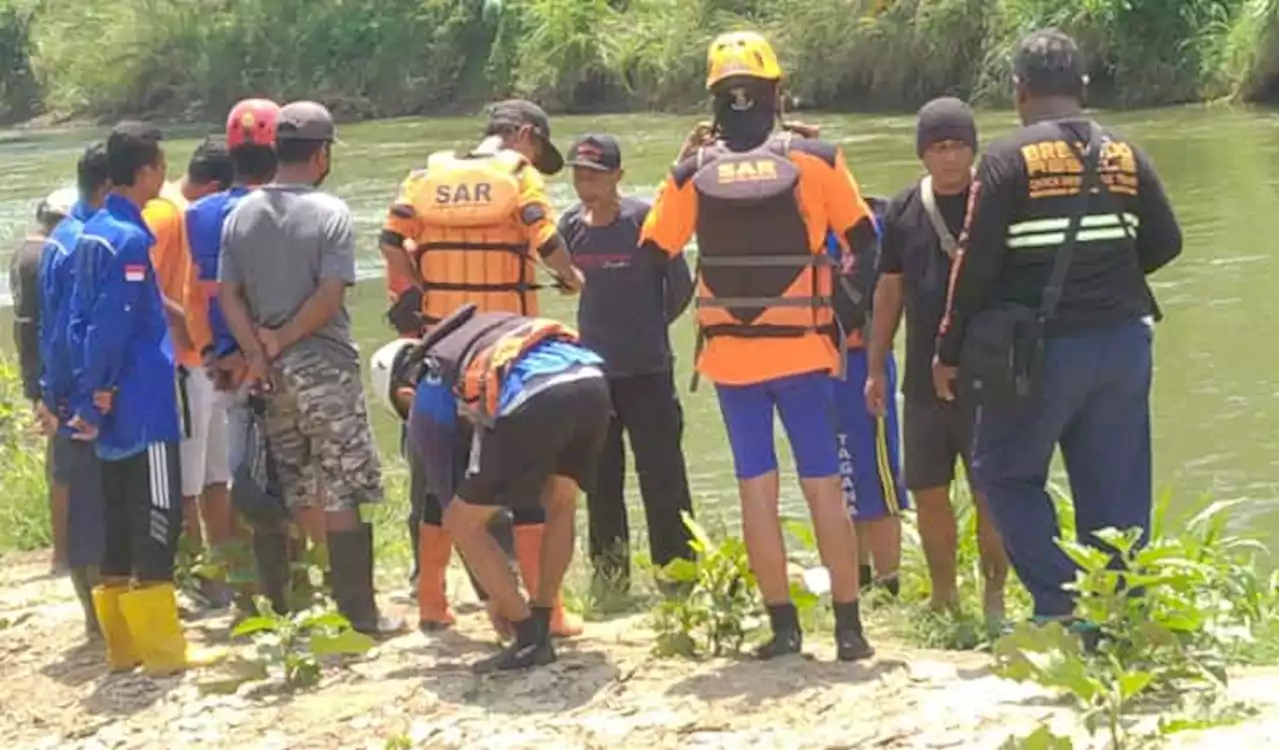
xmin=0 ymin=0 xmax=1276 ymax=124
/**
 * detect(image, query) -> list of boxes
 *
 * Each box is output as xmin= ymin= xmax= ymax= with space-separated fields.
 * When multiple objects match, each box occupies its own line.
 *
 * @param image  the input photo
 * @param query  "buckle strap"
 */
xmin=695 ymin=295 xmax=832 ymax=308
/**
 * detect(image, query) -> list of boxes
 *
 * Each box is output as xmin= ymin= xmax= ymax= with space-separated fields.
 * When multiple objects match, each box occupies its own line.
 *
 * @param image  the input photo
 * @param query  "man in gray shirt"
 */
xmin=219 ymin=101 xmax=401 ymax=636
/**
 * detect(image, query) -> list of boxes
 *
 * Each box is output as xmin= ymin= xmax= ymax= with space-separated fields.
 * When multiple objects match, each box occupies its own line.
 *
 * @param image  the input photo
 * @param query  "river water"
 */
xmin=1 ymin=107 xmax=1276 ymax=548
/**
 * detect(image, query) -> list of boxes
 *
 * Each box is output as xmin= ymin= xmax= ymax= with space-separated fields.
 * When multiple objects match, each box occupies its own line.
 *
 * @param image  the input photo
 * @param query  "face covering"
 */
xmin=713 ymin=82 xmax=777 ymax=151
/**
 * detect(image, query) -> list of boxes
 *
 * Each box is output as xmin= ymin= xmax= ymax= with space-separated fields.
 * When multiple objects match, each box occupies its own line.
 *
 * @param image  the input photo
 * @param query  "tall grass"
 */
xmin=0 ymin=357 xmax=51 ymax=554
xmin=1 ymin=0 xmax=1276 ymax=123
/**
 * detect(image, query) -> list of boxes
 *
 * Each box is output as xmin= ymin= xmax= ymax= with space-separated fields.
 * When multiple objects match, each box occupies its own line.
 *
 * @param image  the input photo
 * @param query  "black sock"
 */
xmin=859 ymin=564 xmax=873 ymax=588
xmin=833 ymin=599 xmax=863 ymax=634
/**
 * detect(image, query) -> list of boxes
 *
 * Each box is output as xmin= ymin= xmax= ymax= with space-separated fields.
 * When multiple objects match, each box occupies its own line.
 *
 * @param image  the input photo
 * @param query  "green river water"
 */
xmin=1 ymin=107 xmax=1276 ymax=550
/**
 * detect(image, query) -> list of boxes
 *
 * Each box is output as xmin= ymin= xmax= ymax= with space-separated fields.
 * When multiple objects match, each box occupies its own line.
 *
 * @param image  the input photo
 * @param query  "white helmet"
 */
xmin=370 ymin=338 xmax=421 ymax=421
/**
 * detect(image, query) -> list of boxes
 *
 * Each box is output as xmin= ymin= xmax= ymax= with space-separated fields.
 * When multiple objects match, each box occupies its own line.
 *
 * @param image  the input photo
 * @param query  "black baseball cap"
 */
xmin=565 ymin=134 xmax=622 ymax=172
xmin=277 ymin=101 xmax=338 ymax=142
xmin=486 ymin=99 xmax=564 ymax=175
xmin=1013 ymin=28 xmax=1086 ymax=97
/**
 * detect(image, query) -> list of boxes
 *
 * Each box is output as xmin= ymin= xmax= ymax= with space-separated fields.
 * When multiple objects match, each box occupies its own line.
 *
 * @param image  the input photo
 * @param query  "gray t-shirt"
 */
xmin=219 ymin=184 xmax=358 ymax=365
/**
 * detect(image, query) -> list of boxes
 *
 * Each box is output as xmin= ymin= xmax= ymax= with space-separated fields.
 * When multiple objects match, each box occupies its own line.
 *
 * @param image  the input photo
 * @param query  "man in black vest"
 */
xmin=933 ymin=29 xmax=1182 ymax=620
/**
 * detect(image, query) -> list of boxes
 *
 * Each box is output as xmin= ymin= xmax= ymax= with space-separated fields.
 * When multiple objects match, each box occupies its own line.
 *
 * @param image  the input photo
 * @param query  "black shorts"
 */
xmin=457 ymin=375 xmax=611 ymax=509
xmin=100 ymin=442 xmax=183 ymax=582
xmin=903 ymin=397 xmax=976 ymax=492
xmin=59 ymin=438 xmax=106 ymax=568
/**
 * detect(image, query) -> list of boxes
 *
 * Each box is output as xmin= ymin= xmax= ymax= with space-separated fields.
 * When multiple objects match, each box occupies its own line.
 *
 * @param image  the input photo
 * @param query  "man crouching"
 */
xmin=389 ymin=303 xmax=610 ymax=672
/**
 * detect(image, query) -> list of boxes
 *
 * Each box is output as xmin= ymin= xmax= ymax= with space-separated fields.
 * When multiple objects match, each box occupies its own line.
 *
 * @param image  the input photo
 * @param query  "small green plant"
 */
xmin=231 ymin=596 xmax=375 ymax=690
xmin=999 ymin=725 xmax=1075 ymax=749
xmin=994 ymin=497 xmax=1277 ymax=749
xmin=651 ymin=512 xmax=759 ymax=658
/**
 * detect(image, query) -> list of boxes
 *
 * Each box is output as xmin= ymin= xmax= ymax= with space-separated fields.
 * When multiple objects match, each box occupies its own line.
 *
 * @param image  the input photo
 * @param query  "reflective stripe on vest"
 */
xmin=1006 ymin=212 xmax=1140 ymax=249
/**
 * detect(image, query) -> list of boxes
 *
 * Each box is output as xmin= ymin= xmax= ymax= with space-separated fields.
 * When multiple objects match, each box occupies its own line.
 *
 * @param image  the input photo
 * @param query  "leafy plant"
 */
xmin=999 ymin=725 xmax=1075 ymax=749
xmin=232 ymin=596 xmax=375 ymax=690
xmin=651 ymin=512 xmax=759 ymax=658
xmin=994 ymin=498 xmax=1277 ymax=749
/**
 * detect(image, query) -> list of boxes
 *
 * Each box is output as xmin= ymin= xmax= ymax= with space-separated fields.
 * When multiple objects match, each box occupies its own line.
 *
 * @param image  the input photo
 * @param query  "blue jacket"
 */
xmin=70 ymin=194 xmax=180 ymax=458
xmin=186 ymin=186 xmax=251 ymax=359
xmin=407 ymin=339 xmax=603 ymax=503
xmin=38 ymin=201 xmax=95 ymax=417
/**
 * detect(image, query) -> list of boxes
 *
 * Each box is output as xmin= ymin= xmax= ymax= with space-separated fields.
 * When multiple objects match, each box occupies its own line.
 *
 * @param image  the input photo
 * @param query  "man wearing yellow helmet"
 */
xmin=641 ymin=31 xmax=878 ymax=662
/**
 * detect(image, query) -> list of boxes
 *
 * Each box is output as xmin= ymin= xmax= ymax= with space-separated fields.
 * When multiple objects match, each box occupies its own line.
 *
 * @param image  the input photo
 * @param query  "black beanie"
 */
xmin=916 ymin=97 xmax=978 ymax=157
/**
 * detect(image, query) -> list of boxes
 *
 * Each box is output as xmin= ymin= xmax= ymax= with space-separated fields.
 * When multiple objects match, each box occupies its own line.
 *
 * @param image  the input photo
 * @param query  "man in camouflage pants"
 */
xmin=218 ymin=101 xmax=403 ymax=635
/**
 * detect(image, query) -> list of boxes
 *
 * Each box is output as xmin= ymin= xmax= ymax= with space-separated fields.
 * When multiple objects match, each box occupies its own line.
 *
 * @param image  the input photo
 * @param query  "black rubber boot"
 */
xmin=755 ymin=603 xmax=803 ymax=660
xmin=834 ymin=600 xmax=875 ymax=662
xmin=69 ymin=566 xmax=101 ymax=640
xmin=472 ymin=605 xmax=556 ymax=674
xmin=328 ymin=523 xmax=406 ymax=638
xmin=252 ymin=528 xmax=291 ymax=615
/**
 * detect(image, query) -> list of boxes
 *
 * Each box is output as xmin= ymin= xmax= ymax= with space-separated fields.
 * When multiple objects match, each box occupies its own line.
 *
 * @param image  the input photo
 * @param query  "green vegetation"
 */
xmin=0 ymin=356 xmax=50 ymax=553
xmin=231 ymin=596 xmax=376 ymax=690
xmin=0 ymin=0 xmax=1275 ymax=124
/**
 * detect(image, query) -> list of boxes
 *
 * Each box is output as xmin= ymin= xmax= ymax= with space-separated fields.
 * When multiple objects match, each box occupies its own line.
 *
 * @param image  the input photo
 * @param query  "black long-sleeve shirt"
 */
xmin=9 ymin=236 xmax=45 ymax=402
xmin=560 ymin=196 xmax=694 ymax=377
xmin=937 ymin=117 xmax=1182 ymax=365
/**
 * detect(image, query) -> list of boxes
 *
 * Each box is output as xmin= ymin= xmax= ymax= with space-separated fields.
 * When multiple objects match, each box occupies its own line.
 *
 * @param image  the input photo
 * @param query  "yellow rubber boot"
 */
xmin=91 ymin=583 xmax=140 ymax=672
xmin=118 ymin=583 xmax=226 ymax=676
xmin=513 ymin=524 xmax=582 ymax=638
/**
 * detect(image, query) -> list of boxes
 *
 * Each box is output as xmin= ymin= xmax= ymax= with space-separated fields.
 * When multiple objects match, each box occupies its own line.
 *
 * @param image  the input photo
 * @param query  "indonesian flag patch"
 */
xmin=124 ymin=264 xmax=146 ymax=282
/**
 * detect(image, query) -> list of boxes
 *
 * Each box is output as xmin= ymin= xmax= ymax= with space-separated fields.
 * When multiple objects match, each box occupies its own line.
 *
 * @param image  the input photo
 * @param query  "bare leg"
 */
xmin=739 ymin=471 xmax=789 ymax=604
xmin=859 ymin=516 xmax=902 ymax=582
xmin=444 ymin=501 xmax=529 ymax=622
xmin=801 ymin=475 xmax=861 ymax=603
xmin=973 ymin=490 xmax=1009 ymax=621
xmin=915 ymin=486 xmax=959 ymax=611
xmin=535 ymin=476 xmax=577 ymax=607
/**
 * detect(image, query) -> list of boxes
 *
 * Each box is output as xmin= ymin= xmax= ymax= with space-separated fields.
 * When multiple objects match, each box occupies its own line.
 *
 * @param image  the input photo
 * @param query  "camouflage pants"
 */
xmin=264 ymin=348 xmax=383 ymax=511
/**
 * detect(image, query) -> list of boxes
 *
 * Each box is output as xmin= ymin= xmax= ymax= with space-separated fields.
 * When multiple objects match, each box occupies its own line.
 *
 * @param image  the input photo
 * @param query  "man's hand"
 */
xmin=864 ymin=371 xmax=888 ymax=418
xmin=33 ymin=401 xmax=58 ymax=436
xmin=676 ymin=121 xmax=715 ymax=162
xmin=208 ymin=351 xmax=246 ymax=392
xmin=557 ymin=267 xmax=585 ymax=296
xmin=256 ymin=327 xmax=283 ymax=360
xmin=243 ymin=349 xmax=272 ymax=393
xmin=67 ymin=415 xmax=99 ymax=442
xmin=932 ymin=357 xmax=958 ymax=402
xmin=93 ymin=390 xmax=114 ymax=414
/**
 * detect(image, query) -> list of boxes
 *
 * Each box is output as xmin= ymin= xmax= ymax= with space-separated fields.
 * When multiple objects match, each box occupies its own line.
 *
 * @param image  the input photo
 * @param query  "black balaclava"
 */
xmin=713 ymin=78 xmax=778 ymax=152
xmin=915 ymin=97 xmax=978 ymax=157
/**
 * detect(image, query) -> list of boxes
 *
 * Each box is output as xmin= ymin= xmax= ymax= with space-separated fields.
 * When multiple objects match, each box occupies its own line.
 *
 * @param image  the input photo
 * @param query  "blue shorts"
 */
xmin=833 ymin=349 xmax=908 ymax=521
xmin=714 ymin=371 xmax=839 ymax=481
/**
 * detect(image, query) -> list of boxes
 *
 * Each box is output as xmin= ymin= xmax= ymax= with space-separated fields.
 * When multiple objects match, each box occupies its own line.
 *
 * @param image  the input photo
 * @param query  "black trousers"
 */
xmin=587 ymin=370 xmax=694 ymax=584
xmin=100 ymin=442 xmax=183 ymax=582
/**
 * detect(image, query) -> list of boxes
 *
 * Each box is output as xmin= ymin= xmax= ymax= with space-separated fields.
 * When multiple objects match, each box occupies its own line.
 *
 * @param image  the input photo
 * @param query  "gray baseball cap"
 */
xmin=276 ymin=101 xmax=338 ymax=142
xmin=486 ymin=99 xmax=563 ymax=175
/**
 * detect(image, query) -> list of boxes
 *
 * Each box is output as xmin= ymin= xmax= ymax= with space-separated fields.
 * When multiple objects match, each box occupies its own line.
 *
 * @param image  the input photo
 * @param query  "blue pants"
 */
xmin=833 ymin=349 xmax=908 ymax=521
xmin=972 ymin=320 xmax=1153 ymax=617
xmin=715 ymin=371 xmax=839 ymax=481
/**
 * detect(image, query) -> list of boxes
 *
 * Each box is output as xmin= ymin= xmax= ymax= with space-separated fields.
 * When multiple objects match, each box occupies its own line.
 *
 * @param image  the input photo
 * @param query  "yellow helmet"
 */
xmin=706 ymin=31 xmax=783 ymax=91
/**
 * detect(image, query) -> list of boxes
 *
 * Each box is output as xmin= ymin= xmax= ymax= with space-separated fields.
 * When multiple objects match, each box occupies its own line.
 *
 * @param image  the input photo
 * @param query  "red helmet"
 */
xmin=225 ymin=98 xmax=281 ymax=149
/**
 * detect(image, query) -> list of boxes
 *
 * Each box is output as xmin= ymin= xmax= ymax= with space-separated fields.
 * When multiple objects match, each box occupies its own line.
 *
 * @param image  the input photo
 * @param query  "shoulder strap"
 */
xmin=1039 ymin=122 xmax=1105 ymax=322
xmin=919 ymin=176 xmax=958 ymax=259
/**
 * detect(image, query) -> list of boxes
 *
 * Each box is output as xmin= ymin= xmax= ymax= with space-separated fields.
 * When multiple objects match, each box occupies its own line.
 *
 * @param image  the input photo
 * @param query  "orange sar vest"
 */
xmin=422 ymin=306 xmax=577 ymax=427
xmin=688 ymin=133 xmax=844 ymax=387
xmin=406 ymin=150 xmax=541 ymax=324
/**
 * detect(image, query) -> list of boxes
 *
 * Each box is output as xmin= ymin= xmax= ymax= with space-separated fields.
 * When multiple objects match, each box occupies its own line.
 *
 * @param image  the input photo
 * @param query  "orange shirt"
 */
xmin=641 ymin=138 xmax=874 ymax=385
xmin=143 ymin=185 xmax=202 ymax=369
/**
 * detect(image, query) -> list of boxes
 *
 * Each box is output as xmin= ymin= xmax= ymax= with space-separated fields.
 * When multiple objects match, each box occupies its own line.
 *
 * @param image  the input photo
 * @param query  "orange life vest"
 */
xmin=406 ymin=150 xmax=540 ymax=324
xmin=423 ymin=306 xmax=578 ymax=426
xmin=688 ymin=133 xmax=841 ymax=385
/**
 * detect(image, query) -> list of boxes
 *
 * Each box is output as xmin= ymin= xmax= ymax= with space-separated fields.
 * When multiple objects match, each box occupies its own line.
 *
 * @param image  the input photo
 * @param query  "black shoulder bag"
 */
xmin=958 ymin=122 xmax=1105 ymax=409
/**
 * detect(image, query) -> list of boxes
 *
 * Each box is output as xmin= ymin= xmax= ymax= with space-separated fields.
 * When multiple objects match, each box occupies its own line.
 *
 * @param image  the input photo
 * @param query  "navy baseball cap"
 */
xmin=565 ymin=134 xmax=622 ymax=172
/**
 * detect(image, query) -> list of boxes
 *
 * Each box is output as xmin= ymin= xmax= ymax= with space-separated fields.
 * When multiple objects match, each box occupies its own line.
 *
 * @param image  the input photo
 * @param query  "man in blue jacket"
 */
xmin=37 ymin=143 xmax=111 ymax=639
xmin=68 ymin=121 xmax=221 ymax=676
